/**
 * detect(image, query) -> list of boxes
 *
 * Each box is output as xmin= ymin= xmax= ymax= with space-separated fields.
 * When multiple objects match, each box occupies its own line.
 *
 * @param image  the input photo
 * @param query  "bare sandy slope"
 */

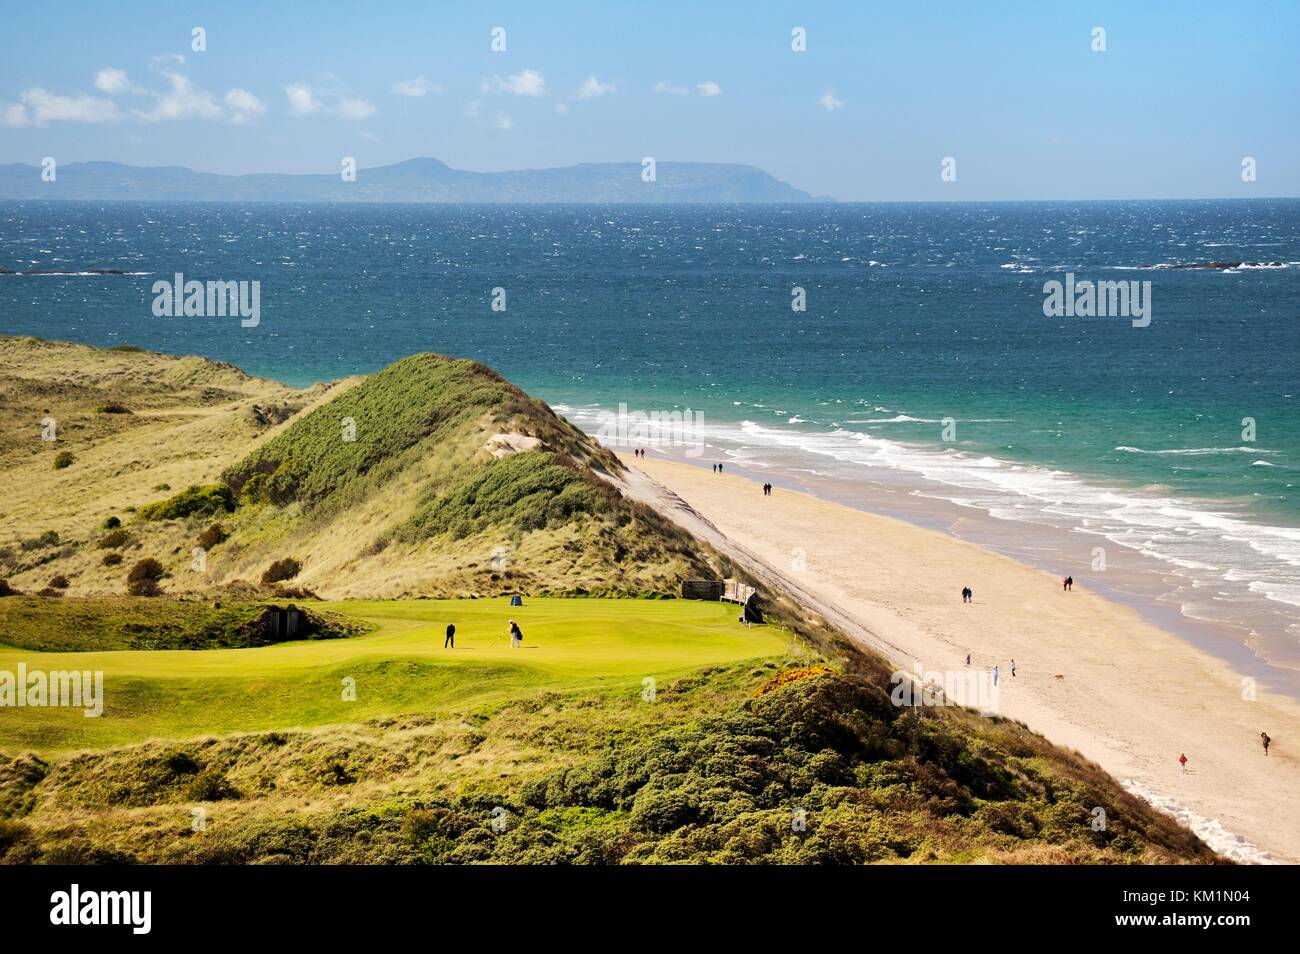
xmin=617 ymin=455 xmax=1300 ymax=863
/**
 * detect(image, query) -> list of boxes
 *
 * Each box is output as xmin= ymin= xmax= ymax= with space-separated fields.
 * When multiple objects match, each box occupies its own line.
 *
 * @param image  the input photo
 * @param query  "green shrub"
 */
xmin=126 ymin=558 xmax=165 ymax=596
xmin=47 ymin=574 xmax=69 ymax=590
xmin=20 ymin=531 xmax=59 ymax=551
xmin=185 ymin=767 xmax=240 ymax=802
xmin=101 ymin=552 xmax=123 ymax=567
xmin=0 ymin=579 xmax=20 ymax=597
xmin=260 ymin=558 xmax=301 ymax=586
xmin=102 ymin=516 xmax=121 ymax=530
xmin=0 ymin=820 xmax=33 ymax=860
xmin=139 ymin=484 xmax=235 ymax=521
xmin=53 ymin=451 xmax=74 ymax=470
xmin=223 ymin=353 xmax=526 ymax=507
xmin=400 ymin=452 xmax=612 ymax=541
xmin=94 ymin=402 xmax=132 ymax=414
xmin=196 ymin=523 xmax=229 ymax=549
xmin=239 ymin=472 xmax=268 ymax=504
xmin=97 ymin=529 xmax=130 ymax=549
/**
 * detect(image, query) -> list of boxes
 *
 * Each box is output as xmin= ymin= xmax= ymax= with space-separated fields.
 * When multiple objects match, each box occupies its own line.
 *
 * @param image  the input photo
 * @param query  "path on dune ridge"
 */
xmin=609 ymin=454 xmax=1300 ymax=865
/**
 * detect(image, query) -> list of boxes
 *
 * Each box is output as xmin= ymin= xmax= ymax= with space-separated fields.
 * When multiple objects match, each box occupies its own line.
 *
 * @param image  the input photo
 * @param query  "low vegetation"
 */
xmin=196 ymin=524 xmax=228 ymax=550
xmin=125 ymin=558 xmax=165 ymax=596
xmin=96 ymin=529 xmax=130 ymax=549
xmin=224 ymin=353 xmax=534 ymax=508
xmin=260 ymin=557 xmax=301 ymax=586
xmin=398 ymin=451 xmax=616 ymax=541
xmin=138 ymin=484 xmax=235 ymax=521
xmin=0 ymin=631 xmax=1213 ymax=864
xmin=0 ymin=596 xmax=363 ymax=653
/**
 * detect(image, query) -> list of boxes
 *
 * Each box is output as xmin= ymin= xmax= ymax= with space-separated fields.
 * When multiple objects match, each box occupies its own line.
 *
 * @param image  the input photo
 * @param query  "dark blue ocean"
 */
xmin=3 ymin=199 xmax=1299 ymax=668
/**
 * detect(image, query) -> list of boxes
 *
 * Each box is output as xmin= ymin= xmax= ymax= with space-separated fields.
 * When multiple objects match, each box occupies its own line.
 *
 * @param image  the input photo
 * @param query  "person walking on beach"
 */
xmin=992 ymin=665 xmax=1000 ymax=687
xmin=1179 ymin=753 xmax=1188 ymax=773
xmin=1066 ymin=575 xmax=1074 ymax=591
xmin=509 ymin=619 xmax=523 ymax=648
xmin=961 ymin=586 xmax=972 ymax=603
xmin=1262 ymin=732 xmax=1271 ymax=756
xmin=1010 ymin=658 xmax=1016 ymax=678
xmin=444 ymin=623 xmax=455 ymax=649
xmin=965 ymin=652 xmax=971 ymax=667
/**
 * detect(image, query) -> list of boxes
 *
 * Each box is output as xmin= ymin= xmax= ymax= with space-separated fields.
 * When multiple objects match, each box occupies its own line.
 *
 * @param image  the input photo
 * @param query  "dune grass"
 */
xmin=223 ymin=353 xmax=530 ymax=507
xmin=0 ymin=597 xmax=788 ymax=754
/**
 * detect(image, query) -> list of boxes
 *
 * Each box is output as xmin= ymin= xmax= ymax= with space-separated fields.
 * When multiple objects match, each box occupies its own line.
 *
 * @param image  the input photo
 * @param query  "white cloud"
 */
xmin=464 ymin=100 xmax=481 ymax=119
xmin=8 ymin=63 xmax=263 ymax=127
xmin=286 ymin=82 xmax=321 ymax=115
xmin=390 ymin=76 xmax=437 ymax=97
xmin=149 ymin=53 xmax=186 ymax=70
xmin=336 ymin=96 xmax=376 ymax=121
xmin=653 ymin=81 xmax=689 ymax=95
xmin=483 ymin=68 xmax=545 ymax=97
xmin=492 ymin=113 xmax=514 ymax=130
xmin=655 ymin=80 xmax=721 ymax=97
xmin=555 ymin=102 xmax=570 ymax=115
xmin=224 ymin=88 xmax=266 ymax=122
xmin=574 ymin=75 xmax=614 ymax=100
xmin=94 ymin=68 xmax=131 ymax=95
xmin=134 ymin=71 xmax=223 ymax=122
xmin=128 ymin=66 xmax=265 ymax=124
xmin=21 ymin=87 xmax=121 ymax=124
xmin=1 ymin=103 xmax=30 ymax=128
xmin=818 ymin=90 xmax=844 ymax=111
xmin=287 ymin=80 xmax=376 ymax=120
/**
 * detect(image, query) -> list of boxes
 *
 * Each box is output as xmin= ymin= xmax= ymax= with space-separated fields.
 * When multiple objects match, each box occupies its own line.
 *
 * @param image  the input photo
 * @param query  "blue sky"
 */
xmin=1 ymin=0 xmax=1296 ymax=200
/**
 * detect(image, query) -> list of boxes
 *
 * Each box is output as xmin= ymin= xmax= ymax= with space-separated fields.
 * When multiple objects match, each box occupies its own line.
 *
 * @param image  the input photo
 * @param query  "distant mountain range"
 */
xmin=0 ymin=158 xmax=829 ymax=203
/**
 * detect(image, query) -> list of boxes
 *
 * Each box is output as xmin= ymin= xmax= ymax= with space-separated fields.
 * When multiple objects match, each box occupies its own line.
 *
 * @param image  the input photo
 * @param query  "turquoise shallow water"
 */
xmin=3 ymin=198 xmax=1299 ymax=670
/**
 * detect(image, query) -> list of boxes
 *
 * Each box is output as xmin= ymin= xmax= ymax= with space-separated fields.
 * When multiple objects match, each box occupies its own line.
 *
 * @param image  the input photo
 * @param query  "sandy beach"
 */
xmin=619 ymin=455 xmax=1300 ymax=863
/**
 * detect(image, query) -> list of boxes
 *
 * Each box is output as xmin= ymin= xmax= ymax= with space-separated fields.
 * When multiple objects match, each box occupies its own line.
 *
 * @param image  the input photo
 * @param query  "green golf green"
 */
xmin=0 ymin=597 xmax=787 ymax=754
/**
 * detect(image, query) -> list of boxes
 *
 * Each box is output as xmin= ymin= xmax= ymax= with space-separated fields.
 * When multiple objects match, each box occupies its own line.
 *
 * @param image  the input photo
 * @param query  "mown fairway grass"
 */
xmin=0 ymin=597 xmax=787 ymax=754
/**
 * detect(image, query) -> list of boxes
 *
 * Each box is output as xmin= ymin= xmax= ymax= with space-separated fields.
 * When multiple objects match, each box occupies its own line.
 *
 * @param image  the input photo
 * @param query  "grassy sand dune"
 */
xmin=1 ymin=339 xmax=721 ymax=599
xmin=0 ymin=336 xmax=340 ymax=594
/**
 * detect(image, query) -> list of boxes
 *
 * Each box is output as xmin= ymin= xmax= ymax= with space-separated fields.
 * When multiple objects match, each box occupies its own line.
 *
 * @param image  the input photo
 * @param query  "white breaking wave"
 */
xmin=1122 ymin=780 xmax=1275 ymax=864
xmin=1116 ymin=445 xmax=1277 ymax=457
xmin=730 ymin=421 xmax=1300 ymax=618
xmin=843 ymin=414 xmax=941 ymax=424
xmin=842 ymin=415 xmax=1012 ymax=425
xmin=557 ymin=405 xmax=1300 ymax=635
